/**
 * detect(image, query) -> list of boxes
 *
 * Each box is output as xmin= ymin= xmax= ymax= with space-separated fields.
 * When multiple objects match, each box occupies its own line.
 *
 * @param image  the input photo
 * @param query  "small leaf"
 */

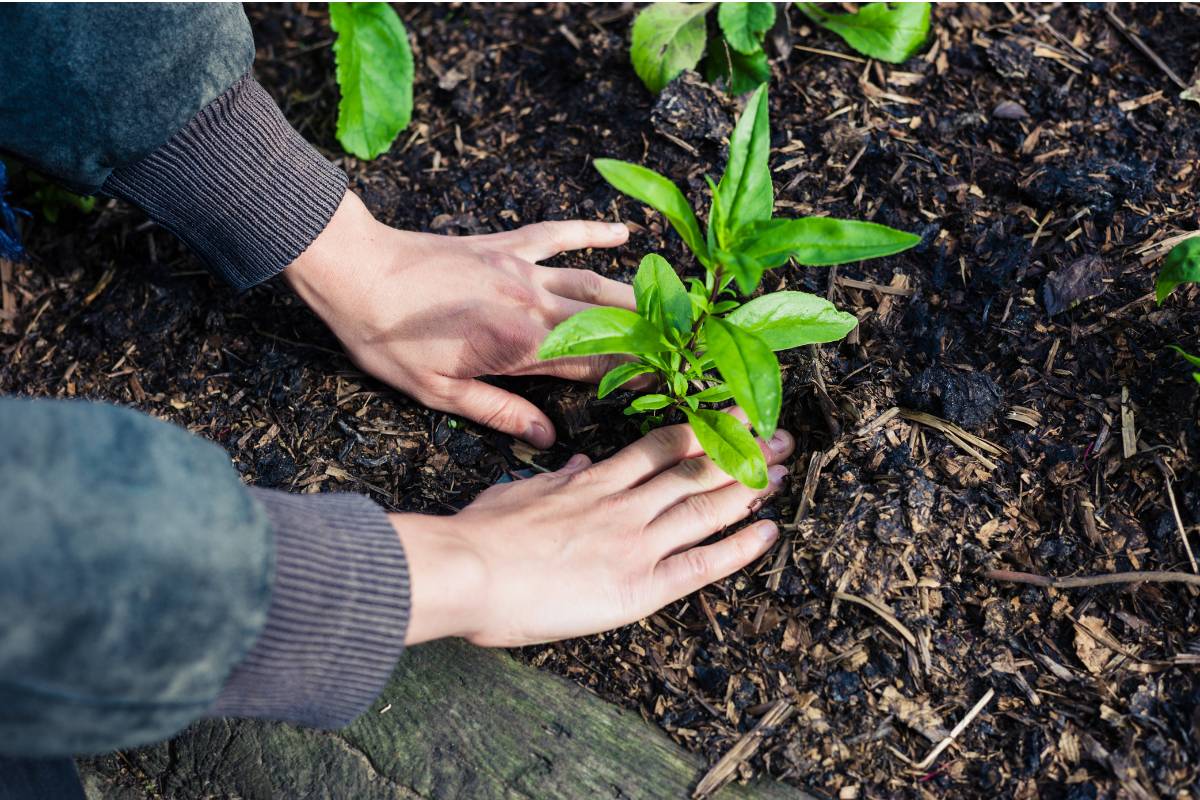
xmin=630 ymin=393 xmax=673 ymax=412
xmin=594 ymin=159 xmax=710 ymax=265
xmin=1157 ymin=238 xmax=1200 ymax=304
xmin=704 ymin=317 xmax=781 ymax=437
xmin=705 ymin=37 xmax=772 ymax=95
xmin=331 ymin=2 xmax=414 ymax=160
xmin=739 ymin=217 xmax=920 ymax=268
xmin=717 ymin=3 xmax=777 ymax=54
xmin=726 ymin=291 xmax=858 ymax=350
xmin=798 ymin=2 xmax=931 ymax=64
xmin=685 ymin=409 xmax=768 ymax=488
xmin=630 ymin=2 xmax=715 ymax=93
xmin=670 ymin=371 xmax=690 ymax=397
xmin=716 ymin=84 xmax=773 ymax=239
xmin=717 ymin=248 xmax=767 ymax=295
xmin=1168 ymin=344 xmax=1200 ymax=371
xmin=540 ymin=308 xmax=671 ymax=359
xmin=598 ymin=362 xmax=657 ymax=399
xmin=690 ymin=384 xmax=735 ymax=403
xmin=635 ymin=254 xmax=694 ymax=339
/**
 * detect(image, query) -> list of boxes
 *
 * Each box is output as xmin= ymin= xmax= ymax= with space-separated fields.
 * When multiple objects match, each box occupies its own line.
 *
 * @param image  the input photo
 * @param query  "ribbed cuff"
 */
xmin=208 ymin=489 xmax=410 ymax=729
xmin=101 ymin=72 xmax=347 ymax=291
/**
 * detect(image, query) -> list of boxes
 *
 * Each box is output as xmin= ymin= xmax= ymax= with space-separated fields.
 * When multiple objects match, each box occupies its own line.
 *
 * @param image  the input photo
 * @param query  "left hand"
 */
xmin=284 ymin=191 xmax=636 ymax=447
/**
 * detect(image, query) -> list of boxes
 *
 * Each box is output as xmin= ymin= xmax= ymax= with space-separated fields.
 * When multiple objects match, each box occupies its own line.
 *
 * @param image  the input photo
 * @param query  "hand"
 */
xmin=392 ymin=414 xmax=795 ymax=647
xmin=284 ymin=191 xmax=636 ymax=448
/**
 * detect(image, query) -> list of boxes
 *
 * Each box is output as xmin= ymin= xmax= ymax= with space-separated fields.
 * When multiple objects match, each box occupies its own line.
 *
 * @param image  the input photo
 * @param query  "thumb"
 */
xmin=449 ymin=378 xmax=556 ymax=448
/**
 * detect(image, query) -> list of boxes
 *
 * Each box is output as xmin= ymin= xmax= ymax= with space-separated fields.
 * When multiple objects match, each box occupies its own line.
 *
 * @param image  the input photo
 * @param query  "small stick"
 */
xmin=914 ymin=689 xmax=994 ymax=771
xmin=1104 ymin=8 xmax=1187 ymax=89
xmin=693 ymin=700 xmax=799 ymax=799
xmin=1156 ymin=457 xmax=1198 ymax=574
xmin=834 ymin=591 xmax=918 ymax=647
xmin=984 ymin=569 xmax=1200 ymax=589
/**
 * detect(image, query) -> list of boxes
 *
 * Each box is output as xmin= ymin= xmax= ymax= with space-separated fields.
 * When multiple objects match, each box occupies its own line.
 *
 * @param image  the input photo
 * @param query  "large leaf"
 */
xmin=330 ymin=3 xmax=414 ymax=160
xmin=635 ymin=254 xmax=694 ymax=339
xmin=727 ymin=291 xmax=858 ymax=351
xmin=630 ymin=2 xmax=715 ymax=93
xmin=594 ymin=159 xmax=710 ymax=264
xmin=798 ymin=2 xmax=931 ymax=64
xmin=598 ymin=362 xmax=657 ymax=399
xmin=715 ymin=83 xmax=773 ymax=240
xmin=539 ymin=308 xmax=671 ymax=359
xmin=1157 ymin=238 xmax=1200 ymax=304
xmin=739 ymin=217 xmax=920 ymax=268
xmin=704 ymin=317 xmax=781 ymax=437
xmin=717 ymin=3 xmax=777 ymax=54
xmin=685 ymin=409 xmax=768 ymax=488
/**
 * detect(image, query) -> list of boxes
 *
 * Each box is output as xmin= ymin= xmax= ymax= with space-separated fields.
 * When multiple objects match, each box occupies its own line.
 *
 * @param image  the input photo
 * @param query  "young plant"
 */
xmin=631 ymin=2 xmax=776 ymax=96
xmin=330 ymin=2 xmax=414 ymax=160
xmin=539 ymin=85 xmax=919 ymax=487
xmin=797 ymin=2 xmax=931 ymax=64
xmin=1156 ymin=237 xmax=1200 ymax=384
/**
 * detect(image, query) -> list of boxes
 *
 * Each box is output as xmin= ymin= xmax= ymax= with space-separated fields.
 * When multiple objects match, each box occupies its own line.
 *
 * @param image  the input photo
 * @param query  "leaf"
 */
xmin=1168 ymin=345 xmax=1200 ymax=384
xmin=690 ymin=384 xmax=735 ymax=403
xmin=798 ymin=2 xmax=931 ymax=64
xmin=598 ymin=362 xmax=657 ymax=399
xmin=726 ymin=291 xmax=858 ymax=350
xmin=1156 ymin=238 xmax=1200 ymax=304
xmin=685 ymin=409 xmax=768 ymax=488
xmin=635 ymin=254 xmax=694 ymax=339
xmin=594 ymin=159 xmax=710 ymax=265
xmin=717 ymin=3 xmax=777 ymax=54
xmin=330 ymin=2 xmax=414 ymax=160
xmin=630 ymin=2 xmax=715 ymax=93
xmin=739 ymin=217 xmax=920 ymax=268
xmin=539 ymin=308 xmax=671 ymax=359
xmin=717 ymin=248 xmax=767 ymax=295
xmin=715 ymin=84 xmax=773 ymax=239
xmin=629 ymin=394 xmax=673 ymax=412
xmin=704 ymin=36 xmax=772 ymax=95
xmin=704 ymin=317 xmax=781 ymax=437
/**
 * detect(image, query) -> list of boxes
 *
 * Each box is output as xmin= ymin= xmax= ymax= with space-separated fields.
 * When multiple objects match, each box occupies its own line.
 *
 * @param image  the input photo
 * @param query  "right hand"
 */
xmin=391 ymin=413 xmax=795 ymax=647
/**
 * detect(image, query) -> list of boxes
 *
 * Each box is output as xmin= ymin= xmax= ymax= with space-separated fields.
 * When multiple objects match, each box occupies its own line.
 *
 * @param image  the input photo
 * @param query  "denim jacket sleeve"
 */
xmin=0 ymin=398 xmax=410 ymax=758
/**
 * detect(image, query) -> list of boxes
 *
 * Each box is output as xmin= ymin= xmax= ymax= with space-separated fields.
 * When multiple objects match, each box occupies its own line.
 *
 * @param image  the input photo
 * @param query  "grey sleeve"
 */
xmin=0 ymin=399 xmax=409 ymax=758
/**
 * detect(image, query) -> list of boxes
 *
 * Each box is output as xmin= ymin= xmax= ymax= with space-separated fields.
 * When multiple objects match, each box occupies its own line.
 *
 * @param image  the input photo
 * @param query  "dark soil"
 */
xmin=4 ymin=3 xmax=1200 ymax=798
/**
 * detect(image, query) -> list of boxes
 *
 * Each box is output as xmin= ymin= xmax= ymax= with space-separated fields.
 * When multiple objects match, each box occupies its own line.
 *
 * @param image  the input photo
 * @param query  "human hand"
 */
xmin=391 ymin=414 xmax=795 ymax=647
xmin=284 ymin=191 xmax=636 ymax=448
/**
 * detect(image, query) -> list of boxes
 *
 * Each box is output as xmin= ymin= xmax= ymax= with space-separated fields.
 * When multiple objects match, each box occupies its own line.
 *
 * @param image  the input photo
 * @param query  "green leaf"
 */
xmin=739 ymin=217 xmax=920 ymax=268
xmin=726 ymin=291 xmax=858 ymax=350
xmin=1168 ymin=346 xmax=1200 ymax=384
xmin=716 ymin=84 xmax=773 ymax=240
xmin=634 ymin=254 xmax=694 ymax=339
xmin=690 ymin=384 xmax=735 ymax=403
xmin=630 ymin=393 xmax=673 ymax=412
xmin=685 ymin=409 xmax=768 ymax=488
xmin=330 ymin=2 xmax=414 ymax=160
xmin=798 ymin=2 xmax=931 ymax=64
xmin=704 ymin=36 xmax=772 ymax=95
xmin=539 ymin=308 xmax=671 ymax=359
xmin=598 ymin=362 xmax=657 ymax=399
xmin=630 ymin=2 xmax=715 ymax=93
xmin=594 ymin=159 xmax=710 ymax=265
xmin=718 ymin=3 xmax=777 ymax=54
xmin=704 ymin=317 xmax=781 ymax=437
xmin=1157 ymin=238 xmax=1200 ymax=304
xmin=716 ymin=248 xmax=767 ymax=295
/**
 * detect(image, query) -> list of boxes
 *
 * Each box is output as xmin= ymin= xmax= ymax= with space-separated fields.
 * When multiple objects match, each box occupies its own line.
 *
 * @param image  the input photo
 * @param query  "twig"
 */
xmin=1104 ymin=8 xmax=1187 ymax=89
xmin=834 ymin=591 xmax=918 ymax=648
xmin=984 ymin=569 xmax=1200 ymax=589
xmin=1156 ymin=457 xmax=1198 ymax=574
xmin=913 ymin=689 xmax=994 ymax=771
xmin=693 ymin=700 xmax=799 ymax=799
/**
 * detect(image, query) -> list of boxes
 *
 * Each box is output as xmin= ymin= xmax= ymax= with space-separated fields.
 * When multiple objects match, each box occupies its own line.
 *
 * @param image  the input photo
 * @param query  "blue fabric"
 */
xmin=0 ymin=756 xmax=85 ymax=800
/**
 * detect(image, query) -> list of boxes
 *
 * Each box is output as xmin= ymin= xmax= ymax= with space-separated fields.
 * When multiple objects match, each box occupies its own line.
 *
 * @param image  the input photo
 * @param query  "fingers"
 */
xmin=648 ymin=463 xmax=787 ymax=553
xmin=633 ymin=429 xmax=794 ymax=520
xmin=520 ymin=352 xmax=626 ymax=383
xmin=538 ymin=267 xmax=637 ymax=311
xmin=651 ymin=521 xmax=780 ymax=607
xmin=441 ymin=378 xmax=556 ymax=448
xmin=500 ymin=220 xmax=629 ymax=262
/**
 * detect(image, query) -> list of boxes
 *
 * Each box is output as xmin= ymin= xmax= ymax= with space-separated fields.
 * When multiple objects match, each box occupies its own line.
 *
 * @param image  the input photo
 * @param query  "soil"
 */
xmin=4 ymin=3 xmax=1200 ymax=798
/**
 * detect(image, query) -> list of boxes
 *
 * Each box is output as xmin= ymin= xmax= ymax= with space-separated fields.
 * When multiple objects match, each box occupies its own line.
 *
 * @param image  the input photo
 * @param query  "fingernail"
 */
xmin=756 ymin=522 xmax=779 ymax=542
xmin=563 ymin=454 xmax=587 ymax=470
xmin=768 ymin=430 xmax=791 ymax=453
xmin=608 ymin=222 xmax=629 ymax=235
xmin=526 ymin=422 xmax=551 ymax=448
xmin=768 ymin=465 xmax=788 ymax=484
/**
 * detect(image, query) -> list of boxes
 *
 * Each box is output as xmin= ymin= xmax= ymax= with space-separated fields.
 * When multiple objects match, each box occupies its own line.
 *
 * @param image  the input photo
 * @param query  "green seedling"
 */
xmin=1156 ymin=237 xmax=1200 ymax=384
xmin=631 ymin=2 xmax=776 ymax=95
xmin=330 ymin=2 xmax=414 ymax=160
xmin=539 ymin=85 xmax=919 ymax=487
xmin=797 ymin=2 xmax=931 ymax=64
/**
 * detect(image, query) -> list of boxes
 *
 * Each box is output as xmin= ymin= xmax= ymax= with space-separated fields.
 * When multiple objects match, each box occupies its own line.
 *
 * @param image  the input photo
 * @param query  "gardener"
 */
xmin=0 ymin=5 xmax=795 ymax=795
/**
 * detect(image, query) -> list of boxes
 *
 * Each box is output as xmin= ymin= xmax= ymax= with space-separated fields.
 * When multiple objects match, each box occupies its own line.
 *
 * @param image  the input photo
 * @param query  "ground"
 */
xmin=4 ymin=3 xmax=1200 ymax=798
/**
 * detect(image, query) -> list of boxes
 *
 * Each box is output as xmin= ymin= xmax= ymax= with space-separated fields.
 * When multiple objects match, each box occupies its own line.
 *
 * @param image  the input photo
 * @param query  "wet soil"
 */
xmin=4 ymin=3 xmax=1200 ymax=798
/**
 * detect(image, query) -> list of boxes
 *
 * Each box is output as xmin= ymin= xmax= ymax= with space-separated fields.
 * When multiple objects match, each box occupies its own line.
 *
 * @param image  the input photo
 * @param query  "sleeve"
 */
xmin=0 ymin=4 xmax=348 ymax=291
xmin=0 ymin=398 xmax=409 ymax=758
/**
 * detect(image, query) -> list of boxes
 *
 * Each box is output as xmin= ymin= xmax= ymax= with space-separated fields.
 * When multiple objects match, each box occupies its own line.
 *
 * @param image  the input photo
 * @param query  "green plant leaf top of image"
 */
xmin=1157 ymin=237 xmax=1200 ymax=305
xmin=331 ymin=2 xmax=414 ymax=160
xmin=798 ymin=2 xmax=931 ymax=64
xmin=631 ymin=3 xmax=714 ymax=93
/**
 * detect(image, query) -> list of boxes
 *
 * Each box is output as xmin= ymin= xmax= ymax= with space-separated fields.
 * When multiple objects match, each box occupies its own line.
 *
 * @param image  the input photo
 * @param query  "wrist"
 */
xmin=389 ymin=513 xmax=488 ymax=645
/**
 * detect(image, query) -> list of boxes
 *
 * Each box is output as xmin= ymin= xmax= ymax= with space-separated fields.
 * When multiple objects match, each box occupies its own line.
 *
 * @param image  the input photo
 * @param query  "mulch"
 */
xmin=3 ymin=4 xmax=1200 ymax=797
